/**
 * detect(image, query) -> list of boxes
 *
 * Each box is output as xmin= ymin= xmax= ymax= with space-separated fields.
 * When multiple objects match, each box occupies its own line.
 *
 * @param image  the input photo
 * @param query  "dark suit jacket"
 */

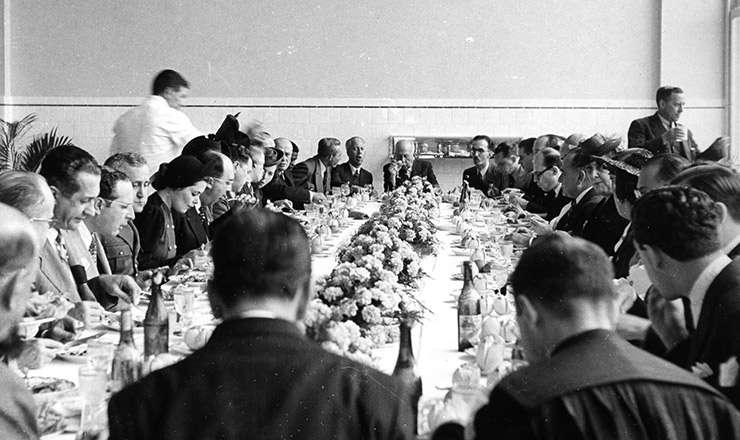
xmin=628 ymin=112 xmax=697 ymax=161
xmin=100 ymin=221 xmax=140 ymax=277
xmin=462 ymin=166 xmax=497 ymax=196
xmin=543 ymin=186 xmax=572 ymax=222
xmin=108 ymin=318 xmax=414 ymax=440
xmin=434 ymin=330 xmax=740 ymax=440
xmin=262 ymin=170 xmax=312 ymax=208
xmin=665 ymin=258 xmax=740 ymax=408
xmin=173 ymin=207 xmax=209 ymax=259
xmin=580 ymin=195 xmax=630 ymax=257
xmin=522 ymin=177 xmax=551 ymax=215
xmin=611 ymin=225 xmax=636 ymax=279
xmin=554 ymin=187 xmax=603 ymax=237
xmin=383 ymin=159 xmax=438 ymax=191
xmin=292 ymin=156 xmax=331 ymax=194
xmin=134 ymin=193 xmax=178 ymax=270
xmin=330 ymin=162 xmax=373 ymax=190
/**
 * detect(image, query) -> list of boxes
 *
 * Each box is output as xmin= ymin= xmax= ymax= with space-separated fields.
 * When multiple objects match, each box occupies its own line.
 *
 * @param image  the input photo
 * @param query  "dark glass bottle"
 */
xmin=459 ymin=180 xmax=470 ymax=209
xmin=111 ymin=309 xmax=142 ymax=392
xmin=144 ymin=276 xmax=169 ymax=357
xmin=393 ymin=321 xmax=422 ymax=434
xmin=458 ymin=261 xmax=481 ymax=351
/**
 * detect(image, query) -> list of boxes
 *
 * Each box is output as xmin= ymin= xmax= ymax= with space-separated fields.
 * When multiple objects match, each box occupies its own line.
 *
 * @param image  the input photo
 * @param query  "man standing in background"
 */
xmin=111 ymin=69 xmax=202 ymax=168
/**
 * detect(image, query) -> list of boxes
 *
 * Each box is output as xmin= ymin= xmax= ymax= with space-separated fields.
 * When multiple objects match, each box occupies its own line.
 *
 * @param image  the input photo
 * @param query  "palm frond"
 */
xmin=19 ymin=128 xmax=74 ymax=172
xmin=0 ymin=113 xmax=38 ymax=170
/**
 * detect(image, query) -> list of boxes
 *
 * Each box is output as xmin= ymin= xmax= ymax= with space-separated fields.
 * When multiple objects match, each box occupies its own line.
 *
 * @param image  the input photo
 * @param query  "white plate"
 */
xmin=451 ymin=248 xmax=474 ymax=257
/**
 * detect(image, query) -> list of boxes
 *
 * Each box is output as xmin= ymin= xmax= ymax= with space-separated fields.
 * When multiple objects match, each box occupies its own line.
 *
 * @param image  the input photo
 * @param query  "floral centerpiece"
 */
xmin=305 ymin=176 xmax=437 ymax=363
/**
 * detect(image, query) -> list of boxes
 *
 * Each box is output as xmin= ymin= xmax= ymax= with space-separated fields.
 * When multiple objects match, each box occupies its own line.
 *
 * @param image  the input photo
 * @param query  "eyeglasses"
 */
xmin=102 ymin=198 xmax=133 ymax=210
xmin=533 ymin=167 xmax=554 ymax=181
xmin=30 ymin=217 xmax=56 ymax=225
xmin=212 ymin=177 xmax=235 ymax=186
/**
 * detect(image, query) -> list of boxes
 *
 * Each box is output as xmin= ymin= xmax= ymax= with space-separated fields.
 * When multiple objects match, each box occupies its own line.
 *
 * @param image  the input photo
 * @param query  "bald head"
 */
xmin=0 ymin=171 xmax=55 ymax=249
xmin=275 ymin=138 xmax=294 ymax=172
xmin=394 ymin=140 xmax=415 ymax=167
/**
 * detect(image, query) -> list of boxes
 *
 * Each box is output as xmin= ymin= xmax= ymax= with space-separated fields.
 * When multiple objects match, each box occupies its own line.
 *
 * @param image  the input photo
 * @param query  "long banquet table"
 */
xmin=32 ymin=201 xmax=496 ymax=438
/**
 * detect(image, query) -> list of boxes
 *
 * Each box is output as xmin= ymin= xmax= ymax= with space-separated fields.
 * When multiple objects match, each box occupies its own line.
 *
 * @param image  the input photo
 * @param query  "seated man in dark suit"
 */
xmin=262 ymin=138 xmax=326 ymax=209
xmin=673 ymin=164 xmax=740 ymax=259
xmin=632 ymin=186 xmax=740 ymax=407
xmin=532 ymin=147 xmax=571 ymax=221
xmin=293 ymin=137 xmax=342 ymax=195
xmin=627 ymin=86 xmax=697 ymax=161
xmin=331 ymin=136 xmax=373 ymax=192
xmin=383 ymin=139 xmax=439 ymax=191
xmin=108 ymin=209 xmax=415 ymax=440
xmin=102 ymin=153 xmax=150 ymax=277
xmin=462 ymin=135 xmax=497 ymax=196
xmin=433 ymin=234 xmax=740 ymax=440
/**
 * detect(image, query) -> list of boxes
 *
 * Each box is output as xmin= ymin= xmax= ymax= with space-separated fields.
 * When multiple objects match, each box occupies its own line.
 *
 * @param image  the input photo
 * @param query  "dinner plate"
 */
xmin=451 ymin=248 xmax=474 ymax=257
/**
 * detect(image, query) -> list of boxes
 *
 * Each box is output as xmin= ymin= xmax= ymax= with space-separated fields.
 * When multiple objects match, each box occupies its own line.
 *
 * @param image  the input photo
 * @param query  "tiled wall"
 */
xmin=4 ymin=101 xmax=725 ymax=191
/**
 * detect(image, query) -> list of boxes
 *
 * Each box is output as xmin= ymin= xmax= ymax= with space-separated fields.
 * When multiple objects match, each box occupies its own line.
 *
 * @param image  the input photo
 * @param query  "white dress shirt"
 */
xmin=110 ymin=95 xmax=202 ymax=168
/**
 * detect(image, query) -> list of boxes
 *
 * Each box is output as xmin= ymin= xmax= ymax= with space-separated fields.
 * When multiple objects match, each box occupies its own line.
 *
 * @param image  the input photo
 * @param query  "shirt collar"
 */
xmin=349 ymin=163 xmax=362 ymax=175
xmin=229 ymin=309 xmax=279 ymax=320
xmin=657 ymin=113 xmax=673 ymax=131
xmin=575 ymin=186 xmax=593 ymax=204
xmin=723 ymin=234 xmax=740 ymax=255
xmin=78 ymin=222 xmax=93 ymax=248
xmin=47 ymin=227 xmax=59 ymax=243
xmin=687 ymin=254 xmax=732 ymax=324
xmin=477 ymin=161 xmax=489 ymax=177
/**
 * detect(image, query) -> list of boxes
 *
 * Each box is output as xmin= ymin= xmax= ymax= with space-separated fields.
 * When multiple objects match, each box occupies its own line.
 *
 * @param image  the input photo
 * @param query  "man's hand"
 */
xmin=530 ymin=216 xmax=552 ymax=235
xmin=511 ymin=229 xmax=534 ymax=247
xmin=646 ymin=287 xmax=689 ymax=351
xmin=273 ymin=199 xmax=294 ymax=211
xmin=42 ymin=316 xmax=79 ymax=342
xmin=310 ymin=192 xmax=326 ymax=204
xmin=663 ymin=126 xmax=687 ymax=143
xmin=67 ymin=301 xmax=105 ymax=328
xmin=97 ymin=275 xmax=141 ymax=306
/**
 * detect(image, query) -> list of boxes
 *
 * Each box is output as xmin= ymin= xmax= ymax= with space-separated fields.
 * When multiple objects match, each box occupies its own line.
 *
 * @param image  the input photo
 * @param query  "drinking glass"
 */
xmin=174 ymin=287 xmax=195 ymax=327
xmin=78 ymin=366 xmax=108 ymax=439
xmin=86 ymin=340 xmax=114 ymax=372
xmin=340 ymin=183 xmax=351 ymax=197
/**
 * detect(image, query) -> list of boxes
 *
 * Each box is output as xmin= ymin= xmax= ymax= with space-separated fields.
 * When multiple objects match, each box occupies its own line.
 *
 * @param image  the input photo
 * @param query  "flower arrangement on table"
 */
xmin=305 ymin=176 xmax=437 ymax=364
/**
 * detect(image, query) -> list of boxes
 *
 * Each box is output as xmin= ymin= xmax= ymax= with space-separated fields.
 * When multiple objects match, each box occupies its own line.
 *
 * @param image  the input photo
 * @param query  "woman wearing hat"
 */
xmin=134 ymin=155 xmax=212 ymax=269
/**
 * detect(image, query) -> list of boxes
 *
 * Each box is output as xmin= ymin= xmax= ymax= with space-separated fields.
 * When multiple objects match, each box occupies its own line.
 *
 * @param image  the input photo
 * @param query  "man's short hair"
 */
xmin=152 ymin=69 xmax=189 ymax=96
xmin=656 ymin=86 xmax=684 ymax=106
xmin=99 ymin=166 xmax=130 ymax=201
xmin=493 ymin=141 xmax=516 ymax=158
xmin=196 ymin=150 xmax=228 ymax=179
xmin=510 ymin=234 xmax=615 ymax=319
xmin=210 ymin=210 xmax=311 ymax=307
xmin=471 ymin=135 xmax=492 ymax=150
xmin=538 ymin=147 xmax=562 ymax=169
xmin=0 ymin=171 xmax=50 ymax=217
xmin=643 ymin=154 xmax=690 ymax=186
xmin=673 ymin=164 xmax=740 ymax=223
xmin=0 ymin=203 xmax=38 ymax=279
xmin=317 ymin=137 xmax=341 ymax=158
xmin=518 ymin=138 xmax=536 ymax=155
xmin=536 ymin=134 xmax=565 ymax=151
xmin=104 ymin=152 xmax=148 ymax=170
xmin=345 ymin=136 xmax=364 ymax=149
xmin=564 ymin=146 xmax=594 ymax=169
xmin=292 ymin=142 xmax=299 ymax=153
xmin=39 ymin=145 xmax=100 ymax=196
xmin=631 ymin=186 xmax=721 ymax=261
xmin=226 ymin=143 xmax=252 ymax=165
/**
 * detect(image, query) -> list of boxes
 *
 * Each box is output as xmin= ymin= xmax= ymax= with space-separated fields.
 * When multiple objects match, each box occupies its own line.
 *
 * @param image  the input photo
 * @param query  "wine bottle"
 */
xmin=111 ymin=309 xmax=142 ymax=392
xmin=144 ymin=275 xmax=169 ymax=357
xmin=459 ymin=180 xmax=470 ymax=209
xmin=458 ymin=261 xmax=481 ymax=351
xmin=393 ymin=321 xmax=422 ymax=434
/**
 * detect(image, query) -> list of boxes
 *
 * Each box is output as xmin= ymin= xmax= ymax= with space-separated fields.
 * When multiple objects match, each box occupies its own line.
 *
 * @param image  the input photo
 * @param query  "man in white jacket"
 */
xmin=110 ymin=69 xmax=202 ymax=169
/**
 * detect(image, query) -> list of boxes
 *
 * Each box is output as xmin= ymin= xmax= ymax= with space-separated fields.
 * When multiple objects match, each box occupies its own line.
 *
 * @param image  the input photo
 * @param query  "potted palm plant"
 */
xmin=0 ymin=113 xmax=73 ymax=172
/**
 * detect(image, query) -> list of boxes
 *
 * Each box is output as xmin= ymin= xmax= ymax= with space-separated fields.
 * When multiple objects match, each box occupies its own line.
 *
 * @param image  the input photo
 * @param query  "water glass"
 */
xmin=499 ymin=241 xmax=514 ymax=259
xmin=86 ymin=340 xmax=114 ymax=372
xmin=78 ymin=366 xmax=108 ymax=406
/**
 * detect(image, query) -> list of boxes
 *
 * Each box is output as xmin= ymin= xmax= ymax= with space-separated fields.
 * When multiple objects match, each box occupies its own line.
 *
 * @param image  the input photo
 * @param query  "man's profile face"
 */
xmin=53 ymin=172 xmax=100 ymax=230
xmin=560 ymin=155 xmax=581 ymax=199
xmin=97 ymin=181 xmax=135 ymax=236
xmin=163 ymin=86 xmax=188 ymax=110
xmin=492 ymin=152 xmax=515 ymax=174
xmin=636 ymin=163 xmax=665 ymax=196
xmin=533 ymin=153 xmax=559 ymax=192
xmin=250 ymin=150 xmax=265 ymax=183
xmin=659 ymin=92 xmax=685 ymax=123
xmin=346 ymin=140 xmax=366 ymax=168
xmin=329 ymin=147 xmax=342 ymax=167
xmin=208 ymin=160 xmax=235 ymax=202
xmin=118 ymin=164 xmax=150 ymax=213
xmin=233 ymin=159 xmax=252 ymax=192
xmin=470 ymin=140 xmax=490 ymax=168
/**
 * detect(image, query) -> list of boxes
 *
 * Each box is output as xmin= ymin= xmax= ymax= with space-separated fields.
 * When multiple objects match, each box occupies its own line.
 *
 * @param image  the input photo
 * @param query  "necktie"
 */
xmin=316 ymin=169 xmax=325 ymax=194
xmin=88 ymin=233 xmax=98 ymax=266
xmin=353 ymin=170 xmax=360 ymax=186
xmin=55 ymin=230 xmax=69 ymax=263
xmin=681 ymin=297 xmax=695 ymax=335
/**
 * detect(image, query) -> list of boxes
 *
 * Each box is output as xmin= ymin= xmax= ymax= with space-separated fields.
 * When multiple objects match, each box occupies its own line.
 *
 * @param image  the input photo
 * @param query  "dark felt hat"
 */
xmin=580 ymin=133 xmax=622 ymax=158
xmin=593 ymin=148 xmax=653 ymax=176
xmin=182 ymin=136 xmax=231 ymax=158
xmin=212 ymin=113 xmax=250 ymax=147
xmin=264 ymin=147 xmax=285 ymax=167
xmin=152 ymin=155 xmax=215 ymax=190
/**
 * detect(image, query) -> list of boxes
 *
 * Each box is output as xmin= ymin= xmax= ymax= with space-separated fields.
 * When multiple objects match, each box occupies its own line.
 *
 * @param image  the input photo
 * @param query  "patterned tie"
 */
xmin=88 ymin=233 xmax=98 ymax=266
xmin=353 ymin=170 xmax=360 ymax=186
xmin=55 ymin=230 xmax=69 ymax=263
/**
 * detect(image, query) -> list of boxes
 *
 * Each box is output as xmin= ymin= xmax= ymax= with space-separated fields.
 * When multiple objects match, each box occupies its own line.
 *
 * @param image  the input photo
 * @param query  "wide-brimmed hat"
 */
xmin=212 ymin=113 xmax=250 ymax=147
xmin=579 ymin=133 xmax=622 ymax=158
xmin=152 ymin=155 xmax=215 ymax=190
xmin=264 ymin=147 xmax=285 ymax=167
xmin=593 ymin=148 xmax=653 ymax=176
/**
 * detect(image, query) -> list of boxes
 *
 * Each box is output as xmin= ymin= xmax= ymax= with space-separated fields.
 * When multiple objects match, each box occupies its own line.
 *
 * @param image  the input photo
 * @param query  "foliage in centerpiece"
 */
xmin=305 ymin=176 xmax=437 ymax=364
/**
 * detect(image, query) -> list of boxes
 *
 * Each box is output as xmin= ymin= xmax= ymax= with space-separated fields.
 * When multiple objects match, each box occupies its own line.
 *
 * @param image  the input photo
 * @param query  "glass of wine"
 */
xmin=173 ymin=287 xmax=195 ymax=328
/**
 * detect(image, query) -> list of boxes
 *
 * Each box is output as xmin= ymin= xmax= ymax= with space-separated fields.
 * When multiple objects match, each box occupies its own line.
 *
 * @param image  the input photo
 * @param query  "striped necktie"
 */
xmin=55 ymin=230 xmax=69 ymax=263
